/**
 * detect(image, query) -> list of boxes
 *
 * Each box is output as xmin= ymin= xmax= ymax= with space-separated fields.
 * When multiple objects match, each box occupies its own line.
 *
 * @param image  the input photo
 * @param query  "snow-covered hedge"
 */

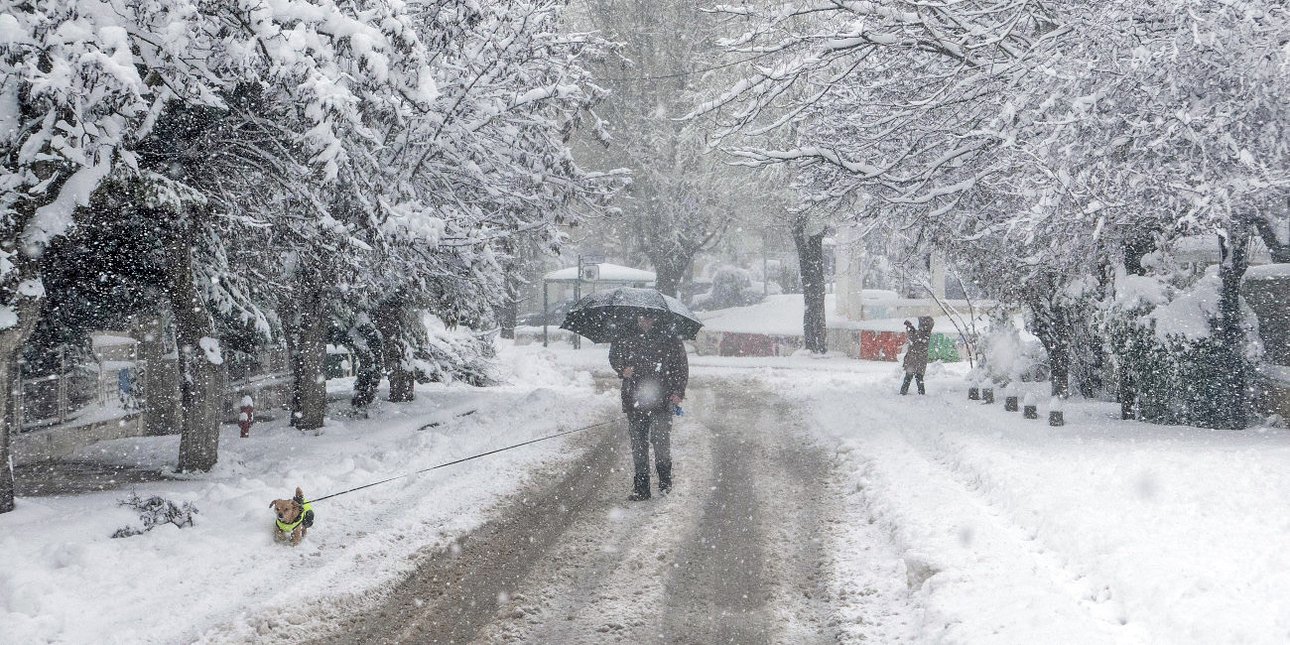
xmin=1107 ymin=268 xmax=1261 ymax=427
xmin=411 ymin=321 xmax=499 ymax=388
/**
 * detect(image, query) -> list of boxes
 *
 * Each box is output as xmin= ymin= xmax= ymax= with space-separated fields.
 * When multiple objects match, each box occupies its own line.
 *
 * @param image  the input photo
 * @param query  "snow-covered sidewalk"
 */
xmin=746 ymin=358 xmax=1290 ymax=644
xmin=0 ymin=344 xmax=617 ymax=644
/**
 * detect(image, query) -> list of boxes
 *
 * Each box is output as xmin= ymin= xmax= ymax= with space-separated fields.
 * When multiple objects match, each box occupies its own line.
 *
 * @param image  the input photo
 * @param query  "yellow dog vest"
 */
xmin=276 ymin=499 xmax=315 ymax=533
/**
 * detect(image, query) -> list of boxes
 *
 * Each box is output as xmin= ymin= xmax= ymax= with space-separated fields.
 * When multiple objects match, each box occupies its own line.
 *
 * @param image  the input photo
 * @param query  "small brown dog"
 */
xmin=270 ymin=486 xmax=315 ymax=546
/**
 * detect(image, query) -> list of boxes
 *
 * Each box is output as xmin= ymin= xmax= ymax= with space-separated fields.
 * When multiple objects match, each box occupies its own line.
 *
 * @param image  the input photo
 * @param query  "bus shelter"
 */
xmin=542 ymin=262 xmax=655 ymax=347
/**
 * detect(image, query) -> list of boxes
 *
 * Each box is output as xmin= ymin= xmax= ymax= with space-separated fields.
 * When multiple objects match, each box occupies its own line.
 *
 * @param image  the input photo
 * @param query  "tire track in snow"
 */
xmin=277 ymin=376 xmax=917 ymax=644
xmin=476 ymin=407 xmax=716 ymax=644
xmin=477 ymin=378 xmax=889 ymax=644
xmin=657 ymin=386 xmax=773 ymax=644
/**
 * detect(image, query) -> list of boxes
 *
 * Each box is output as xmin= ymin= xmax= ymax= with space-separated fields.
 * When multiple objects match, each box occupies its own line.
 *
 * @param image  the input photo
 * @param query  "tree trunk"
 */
xmin=387 ymin=359 xmax=415 ymax=402
xmin=0 ymin=284 xmax=40 ymax=513
xmin=1 ymin=354 xmax=19 ymax=513
xmin=1210 ymin=223 xmax=1252 ymax=429
xmin=1118 ymin=233 xmax=1157 ymax=418
xmin=1028 ymin=297 xmax=1072 ymax=398
xmin=377 ymin=298 xmax=415 ymax=403
xmin=651 ymin=255 xmax=688 ymax=298
xmin=134 ymin=314 xmax=181 ymax=435
xmin=350 ymin=323 xmax=382 ymax=408
xmin=290 ymin=266 xmax=328 ymax=430
xmin=1119 ymin=242 xmax=1150 ymax=417
xmin=168 ymin=229 xmax=224 ymax=473
xmin=497 ymin=272 xmax=519 ymax=340
xmin=793 ymin=221 xmax=828 ymax=354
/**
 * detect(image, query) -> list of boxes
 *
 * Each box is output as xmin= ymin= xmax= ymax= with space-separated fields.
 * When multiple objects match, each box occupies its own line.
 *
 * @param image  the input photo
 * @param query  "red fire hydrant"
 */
xmin=239 ymin=395 xmax=254 ymax=438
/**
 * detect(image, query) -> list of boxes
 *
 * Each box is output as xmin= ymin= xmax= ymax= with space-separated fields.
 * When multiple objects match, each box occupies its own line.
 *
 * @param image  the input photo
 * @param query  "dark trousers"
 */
xmin=901 ymin=372 xmax=926 ymax=395
xmin=626 ymin=409 xmax=672 ymax=494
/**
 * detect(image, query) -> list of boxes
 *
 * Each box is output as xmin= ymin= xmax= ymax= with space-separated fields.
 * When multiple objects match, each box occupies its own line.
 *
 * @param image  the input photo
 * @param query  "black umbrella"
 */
xmin=559 ymin=287 xmax=703 ymax=343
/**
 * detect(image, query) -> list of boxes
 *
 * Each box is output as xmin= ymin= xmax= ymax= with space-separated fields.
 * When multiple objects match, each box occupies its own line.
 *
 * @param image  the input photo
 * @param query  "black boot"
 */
xmin=657 ymin=461 xmax=673 ymax=495
xmin=628 ymin=471 xmax=651 ymax=501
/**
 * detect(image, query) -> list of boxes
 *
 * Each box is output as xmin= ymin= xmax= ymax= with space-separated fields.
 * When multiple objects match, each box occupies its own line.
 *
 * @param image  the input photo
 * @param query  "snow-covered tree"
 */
xmin=333 ymin=0 xmax=623 ymax=409
xmin=700 ymin=0 xmax=1287 ymax=418
xmin=571 ymin=0 xmax=760 ymax=296
xmin=932 ymin=1 xmax=1288 ymax=418
xmin=2 ymin=0 xmax=622 ymax=510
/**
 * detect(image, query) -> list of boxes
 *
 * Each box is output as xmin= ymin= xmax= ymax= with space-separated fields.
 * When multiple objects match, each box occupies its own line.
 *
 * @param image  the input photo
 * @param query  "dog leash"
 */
xmin=308 ymin=418 xmax=619 ymax=504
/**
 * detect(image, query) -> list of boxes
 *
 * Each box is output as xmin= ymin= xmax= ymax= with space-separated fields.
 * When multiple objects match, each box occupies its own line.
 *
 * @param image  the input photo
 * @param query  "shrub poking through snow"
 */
xmin=690 ymin=267 xmax=767 ymax=311
xmin=111 ymin=493 xmax=198 ymax=538
xmin=413 ymin=328 xmax=499 ymax=387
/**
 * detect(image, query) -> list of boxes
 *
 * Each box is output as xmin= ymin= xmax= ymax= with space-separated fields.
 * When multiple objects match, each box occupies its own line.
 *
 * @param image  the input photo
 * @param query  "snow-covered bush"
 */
xmin=411 ymin=324 xmax=499 ymax=388
xmin=690 ymin=266 xmax=766 ymax=311
xmin=111 ymin=493 xmax=198 ymax=538
xmin=978 ymin=315 xmax=1049 ymax=385
xmin=1107 ymin=269 xmax=1262 ymax=428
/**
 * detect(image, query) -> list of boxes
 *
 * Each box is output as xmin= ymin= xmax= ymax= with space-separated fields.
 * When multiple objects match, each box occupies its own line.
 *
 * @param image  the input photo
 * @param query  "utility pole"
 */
xmin=573 ymin=254 xmax=604 ymax=350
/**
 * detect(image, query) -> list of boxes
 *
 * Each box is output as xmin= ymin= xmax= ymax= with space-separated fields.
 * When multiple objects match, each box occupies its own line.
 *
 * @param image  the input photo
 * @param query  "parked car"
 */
xmin=516 ymin=300 xmax=576 ymax=327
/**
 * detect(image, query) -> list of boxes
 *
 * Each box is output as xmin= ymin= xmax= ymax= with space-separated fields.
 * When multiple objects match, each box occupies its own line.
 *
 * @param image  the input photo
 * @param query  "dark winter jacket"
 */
xmin=902 ymin=316 xmax=935 ymax=374
xmin=609 ymin=331 xmax=689 ymax=413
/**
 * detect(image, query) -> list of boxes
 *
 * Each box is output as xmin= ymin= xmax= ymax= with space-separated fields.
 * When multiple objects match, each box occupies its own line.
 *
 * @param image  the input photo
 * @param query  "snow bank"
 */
xmin=697 ymin=294 xmax=819 ymax=335
xmin=698 ymin=292 xmax=976 ymax=336
xmin=543 ymin=263 xmax=655 ymax=283
xmin=1115 ymin=274 xmax=1169 ymax=309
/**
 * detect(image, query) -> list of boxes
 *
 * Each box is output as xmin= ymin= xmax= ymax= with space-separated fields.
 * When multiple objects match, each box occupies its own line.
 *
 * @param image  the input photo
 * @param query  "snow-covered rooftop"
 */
xmin=543 ymin=263 xmax=656 ymax=284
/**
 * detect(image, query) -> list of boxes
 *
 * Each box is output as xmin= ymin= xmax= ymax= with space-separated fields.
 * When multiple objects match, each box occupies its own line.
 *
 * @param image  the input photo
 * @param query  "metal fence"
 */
xmin=15 ymin=351 xmax=299 ymax=434
xmin=13 ymin=334 xmax=325 ymax=435
xmin=17 ymin=360 xmax=143 ymax=432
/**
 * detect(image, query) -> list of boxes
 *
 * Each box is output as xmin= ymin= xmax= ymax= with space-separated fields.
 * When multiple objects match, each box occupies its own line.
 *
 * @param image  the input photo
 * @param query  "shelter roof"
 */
xmin=543 ymin=263 xmax=656 ymax=284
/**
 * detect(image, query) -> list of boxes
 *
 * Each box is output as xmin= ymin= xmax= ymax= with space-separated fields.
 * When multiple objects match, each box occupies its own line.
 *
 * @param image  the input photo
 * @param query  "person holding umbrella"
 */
xmin=560 ymin=287 xmax=699 ymax=501
xmin=609 ymin=311 xmax=688 ymax=500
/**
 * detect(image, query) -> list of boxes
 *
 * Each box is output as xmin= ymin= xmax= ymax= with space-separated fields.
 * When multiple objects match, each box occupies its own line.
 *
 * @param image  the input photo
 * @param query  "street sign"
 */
xmin=580 ymin=264 xmax=600 ymax=282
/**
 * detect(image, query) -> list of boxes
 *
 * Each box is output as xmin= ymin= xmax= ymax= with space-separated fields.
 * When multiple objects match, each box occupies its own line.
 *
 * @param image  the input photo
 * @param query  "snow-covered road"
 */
xmin=6 ymin=345 xmax=1288 ymax=644
xmin=303 ymin=377 xmax=918 ymax=644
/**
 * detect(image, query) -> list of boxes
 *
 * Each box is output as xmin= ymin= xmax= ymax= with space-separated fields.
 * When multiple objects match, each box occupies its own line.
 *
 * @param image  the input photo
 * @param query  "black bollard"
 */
xmin=1023 ymin=404 xmax=1038 ymax=419
xmin=982 ymin=387 xmax=994 ymax=404
xmin=1049 ymin=409 xmax=1065 ymax=426
xmin=1004 ymin=395 xmax=1019 ymax=412
xmin=968 ymin=386 xmax=980 ymax=400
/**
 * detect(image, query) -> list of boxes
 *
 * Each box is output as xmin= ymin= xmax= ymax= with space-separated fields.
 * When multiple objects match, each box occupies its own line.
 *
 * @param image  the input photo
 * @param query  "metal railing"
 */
xmin=17 ymin=361 xmax=143 ymax=432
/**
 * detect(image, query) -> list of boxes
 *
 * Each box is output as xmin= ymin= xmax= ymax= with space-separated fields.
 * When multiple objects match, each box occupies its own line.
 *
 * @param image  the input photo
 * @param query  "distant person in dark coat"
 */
xmin=901 ymin=316 xmax=935 ymax=395
xmin=609 ymin=312 xmax=688 ymax=501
